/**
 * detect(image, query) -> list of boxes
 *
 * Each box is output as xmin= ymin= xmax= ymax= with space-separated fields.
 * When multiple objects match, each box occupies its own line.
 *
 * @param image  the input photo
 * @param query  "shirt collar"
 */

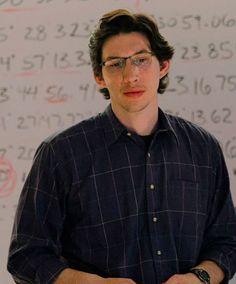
xmin=99 ymin=104 xmax=179 ymax=147
xmin=99 ymin=105 xmax=127 ymax=146
xmin=157 ymin=108 xmax=179 ymax=146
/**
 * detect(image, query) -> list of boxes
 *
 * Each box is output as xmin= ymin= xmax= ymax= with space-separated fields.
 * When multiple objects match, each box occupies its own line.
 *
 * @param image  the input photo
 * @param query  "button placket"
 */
xmin=145 ymin=147 xmax=162 ymax=263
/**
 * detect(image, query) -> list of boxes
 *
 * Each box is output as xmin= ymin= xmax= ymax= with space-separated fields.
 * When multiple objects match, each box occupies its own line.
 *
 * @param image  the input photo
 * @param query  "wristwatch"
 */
xmin=190 ymin=268 xmax=210 ymax=284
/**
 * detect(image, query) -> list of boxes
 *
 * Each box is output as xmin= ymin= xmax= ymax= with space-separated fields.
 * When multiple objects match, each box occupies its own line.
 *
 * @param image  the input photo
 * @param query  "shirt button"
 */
xmin=153 ymin=217 xmax=158 ymax=223
xmin=127 ymin=132 xmax=132 ymax=136
xmin=156 ymin=250 xmax=162 ymax=256
xmin=150 ymin=184 xmax=155 ymax=190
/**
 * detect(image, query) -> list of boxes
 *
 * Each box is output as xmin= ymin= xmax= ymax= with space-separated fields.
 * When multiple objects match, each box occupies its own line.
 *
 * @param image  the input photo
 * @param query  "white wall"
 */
xmin=0 ymin=0 xmax=235 ymax=282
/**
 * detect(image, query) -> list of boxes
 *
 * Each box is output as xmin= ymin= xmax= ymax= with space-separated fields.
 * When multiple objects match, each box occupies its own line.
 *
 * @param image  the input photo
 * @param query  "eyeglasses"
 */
xmin=101 ymin=51 xmax=155 ymax=74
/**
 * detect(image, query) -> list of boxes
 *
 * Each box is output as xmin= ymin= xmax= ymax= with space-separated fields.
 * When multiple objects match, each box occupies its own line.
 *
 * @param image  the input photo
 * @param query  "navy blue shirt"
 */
xmin=8 ymin=105 xmax=236 ymax=284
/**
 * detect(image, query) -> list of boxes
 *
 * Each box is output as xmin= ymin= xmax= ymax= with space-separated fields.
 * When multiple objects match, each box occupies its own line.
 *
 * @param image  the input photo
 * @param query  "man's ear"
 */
xmin=95 ymin=75 xmax=107 ymax=89
xmin=160 ymin=60 xmax=170 ymax=79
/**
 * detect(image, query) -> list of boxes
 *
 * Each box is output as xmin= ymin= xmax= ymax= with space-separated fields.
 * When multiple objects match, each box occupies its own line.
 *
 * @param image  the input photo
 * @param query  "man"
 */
xmin=7 ymin=9 xmax=236 ymax=284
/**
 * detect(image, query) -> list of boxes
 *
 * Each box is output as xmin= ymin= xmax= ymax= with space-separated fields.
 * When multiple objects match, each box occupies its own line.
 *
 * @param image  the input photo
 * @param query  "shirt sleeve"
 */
xmin=7 ymin=141 xmax=69 ymax=284
xmin=199 ymin=138 xmax=236 ymax=283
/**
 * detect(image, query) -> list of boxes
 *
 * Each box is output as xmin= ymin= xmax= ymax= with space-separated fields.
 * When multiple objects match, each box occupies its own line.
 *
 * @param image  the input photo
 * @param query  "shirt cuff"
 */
xmin=199 ymin=252 xmax=231 ymax=284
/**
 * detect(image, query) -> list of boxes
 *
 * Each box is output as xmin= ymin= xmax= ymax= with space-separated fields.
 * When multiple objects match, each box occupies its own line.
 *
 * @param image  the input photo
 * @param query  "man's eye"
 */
xmin=135 ymin=57 xmax=148 ymax=64
xmin=110 ymin=61 xmax=123 ymax=68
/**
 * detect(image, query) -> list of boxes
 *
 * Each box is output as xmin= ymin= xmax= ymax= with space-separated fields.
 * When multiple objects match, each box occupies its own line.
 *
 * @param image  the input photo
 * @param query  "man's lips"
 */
xmin=123 ymin=90 xmax=144 ymax=97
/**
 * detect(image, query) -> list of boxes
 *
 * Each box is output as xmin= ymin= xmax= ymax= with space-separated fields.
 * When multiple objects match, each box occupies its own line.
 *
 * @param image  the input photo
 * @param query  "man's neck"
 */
xmin=111 ymin=104 xmax=159 ymax=136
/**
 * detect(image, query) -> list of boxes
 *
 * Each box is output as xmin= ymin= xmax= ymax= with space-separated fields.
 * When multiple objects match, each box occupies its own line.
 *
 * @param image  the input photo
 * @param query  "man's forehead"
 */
xmin=101 ymin=32 xmax=151 ymax=59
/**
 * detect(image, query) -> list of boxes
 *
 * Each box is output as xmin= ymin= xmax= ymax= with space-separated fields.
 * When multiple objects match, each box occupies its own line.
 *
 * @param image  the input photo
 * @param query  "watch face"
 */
xmin=191 ymin=268 xmax=210 ymax=284
xmin=199 ymin=270 xmax=210 ymax=281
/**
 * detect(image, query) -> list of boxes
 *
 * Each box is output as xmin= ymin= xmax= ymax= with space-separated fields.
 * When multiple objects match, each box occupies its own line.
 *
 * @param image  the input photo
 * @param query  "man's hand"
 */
xmin=54 ymin=268 xmax=136 ymax=284
xmin=163 ymin=273 xmax=202 ymax=284
xmin=163 ymin=260 xmax=225 ymax=284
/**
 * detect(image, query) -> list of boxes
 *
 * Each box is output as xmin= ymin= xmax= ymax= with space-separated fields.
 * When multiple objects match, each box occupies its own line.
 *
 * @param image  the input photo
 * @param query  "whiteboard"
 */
xmin=1 ymin=0 xmax=235 ymax=283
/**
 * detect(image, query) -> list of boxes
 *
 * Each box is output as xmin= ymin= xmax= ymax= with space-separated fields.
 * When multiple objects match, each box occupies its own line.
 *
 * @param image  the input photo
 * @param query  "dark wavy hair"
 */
xmin=89 ymin=9 xmax=174 ymax=99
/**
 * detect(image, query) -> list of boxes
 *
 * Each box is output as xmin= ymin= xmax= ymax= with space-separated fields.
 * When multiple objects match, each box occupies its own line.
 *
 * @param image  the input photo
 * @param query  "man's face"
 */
xmin=95 ymin=32 xmax=170 ymax=116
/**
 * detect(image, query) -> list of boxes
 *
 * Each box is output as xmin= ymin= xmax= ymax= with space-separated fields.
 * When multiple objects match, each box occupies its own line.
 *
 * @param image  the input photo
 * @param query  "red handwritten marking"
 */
xmin=0 ymin=158 xmax=17 ymax=198
xmin=135 ymin=0 xmax=140 ymax=9
xmin=47 ymin=98 xmax=66 ymax=104
xmin=17 ymin=71 xmax=38 ymax=77
xmin=0 ymin=7 xmax=35 ymax=13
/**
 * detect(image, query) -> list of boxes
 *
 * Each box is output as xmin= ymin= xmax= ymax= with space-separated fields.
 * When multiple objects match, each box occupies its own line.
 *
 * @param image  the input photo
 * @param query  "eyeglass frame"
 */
xmin=100 ymin=50 xmax=156 ymax=73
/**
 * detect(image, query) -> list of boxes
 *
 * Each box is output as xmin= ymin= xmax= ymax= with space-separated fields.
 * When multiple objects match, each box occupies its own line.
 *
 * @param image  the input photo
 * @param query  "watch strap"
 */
xmin=190 ymin=268 xmax=210 ymax=284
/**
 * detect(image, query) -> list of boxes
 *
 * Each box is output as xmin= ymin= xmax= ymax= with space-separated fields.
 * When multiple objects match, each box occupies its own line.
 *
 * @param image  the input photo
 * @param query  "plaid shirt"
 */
xmin=8 ymin=105 xmax=236 ymax=284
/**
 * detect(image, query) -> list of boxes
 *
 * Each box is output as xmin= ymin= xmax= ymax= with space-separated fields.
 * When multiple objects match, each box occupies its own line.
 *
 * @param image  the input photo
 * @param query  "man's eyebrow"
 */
xmin=104 ymin=55 xmax=122 ymax=61
xmin=104 ymin=49 xmax=151 ymax=61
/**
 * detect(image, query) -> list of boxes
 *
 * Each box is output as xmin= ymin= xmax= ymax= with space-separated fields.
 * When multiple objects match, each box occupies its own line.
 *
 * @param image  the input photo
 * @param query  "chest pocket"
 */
xmin=168 ymin=180 xmax=209 ymax=216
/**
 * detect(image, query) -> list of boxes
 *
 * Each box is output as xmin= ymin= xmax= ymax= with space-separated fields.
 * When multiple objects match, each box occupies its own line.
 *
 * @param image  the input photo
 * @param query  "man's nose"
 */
xmin=122 ymin=60 xmax=139 ymax=84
